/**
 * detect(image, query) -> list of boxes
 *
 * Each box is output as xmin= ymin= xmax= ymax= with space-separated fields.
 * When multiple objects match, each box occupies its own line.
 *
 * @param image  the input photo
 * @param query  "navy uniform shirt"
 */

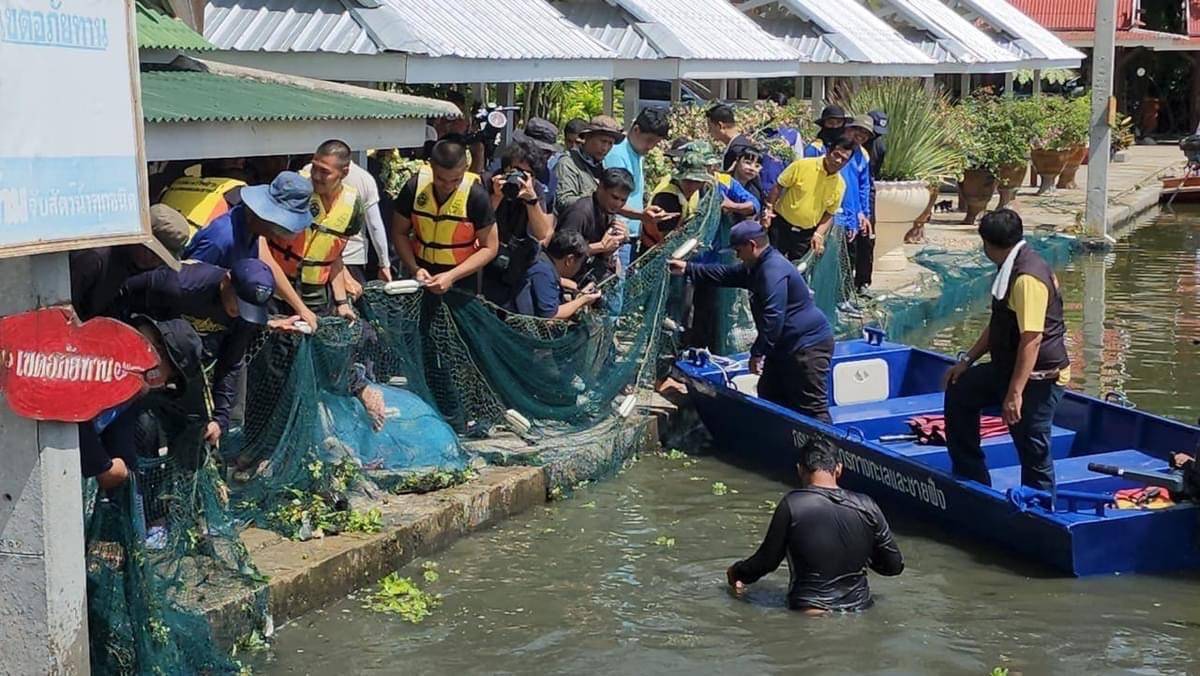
xmin=113 ymin=262 xmax=258 ymax=432
xmin=687 ymin=245 xmax=832 ymax=360
xmin=182 ymin=204 xmax=259 ymax=268
xmin=508 ymin=251 xmax=561 ymax=318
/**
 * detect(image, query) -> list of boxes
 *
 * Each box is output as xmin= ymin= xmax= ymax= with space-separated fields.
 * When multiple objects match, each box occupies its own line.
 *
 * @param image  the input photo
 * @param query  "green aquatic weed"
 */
xmin=711 ymin=482 xmax=729 ymax=496
xmin=654 ymin=535 xmax=676 ymax=548
xmin=421 ymin=561 xmax=440 ymax=584
xmin=231 ymin=630 xmax=269 ymax=657
xmin=364 ymin=572 xmax=442 ymax=623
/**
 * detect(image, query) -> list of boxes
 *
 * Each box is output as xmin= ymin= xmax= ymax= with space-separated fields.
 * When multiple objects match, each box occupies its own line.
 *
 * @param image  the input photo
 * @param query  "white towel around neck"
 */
xmin=990 ymin=240 xmax=1027 ymax=300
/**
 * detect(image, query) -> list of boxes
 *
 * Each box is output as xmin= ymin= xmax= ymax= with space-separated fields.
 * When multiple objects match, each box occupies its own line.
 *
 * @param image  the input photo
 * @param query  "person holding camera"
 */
xmin=480 ymin=142 xmax=555 ymax=307
xmin=508 ymin=228 xmax=601 ymax=320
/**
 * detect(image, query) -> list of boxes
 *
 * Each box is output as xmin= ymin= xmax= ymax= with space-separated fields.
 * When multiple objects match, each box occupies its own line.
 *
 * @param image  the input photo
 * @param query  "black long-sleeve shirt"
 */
xmin=731 ymin=487 xmax=904 ymax=612
xmin=687 ymin=245 xmax=832 ymax=360
xmin=112 ymin=263 xmax=258 ymax=433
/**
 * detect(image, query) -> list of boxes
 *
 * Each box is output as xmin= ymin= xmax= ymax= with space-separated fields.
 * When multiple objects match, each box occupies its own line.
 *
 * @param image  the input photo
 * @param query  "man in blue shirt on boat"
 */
xmin=669 ymin=220 xmax=835 ymax=422
xmin=943 ymin=209 xmax=1071 ymax=490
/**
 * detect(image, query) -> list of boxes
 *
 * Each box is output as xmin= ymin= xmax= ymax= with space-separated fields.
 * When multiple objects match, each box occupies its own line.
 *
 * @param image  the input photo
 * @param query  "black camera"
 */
xmin=501 ymin=169 xmax=527 ymax=200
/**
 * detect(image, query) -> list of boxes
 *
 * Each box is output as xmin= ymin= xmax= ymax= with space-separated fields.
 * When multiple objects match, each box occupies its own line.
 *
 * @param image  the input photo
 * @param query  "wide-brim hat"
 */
xmin=814 ymin=104 xmax=852 ymax=125
xmin=513 ymin=117 xmax=563 ymax=153
xmin=847 ymin=114 xmax=876 ymax=134
xmin=241 ymin=171 xmax=314 ymax=235
xmin=581 ymin=115 xmax=625 ymax=143
xmin=130 ymin=315 xmax=203 ymax=395
xmin=672 ymin=152 xmax=714 ymax=183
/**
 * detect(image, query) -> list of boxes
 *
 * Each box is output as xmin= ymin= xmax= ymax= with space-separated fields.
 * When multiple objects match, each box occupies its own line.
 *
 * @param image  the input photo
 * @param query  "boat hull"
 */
xmin=676 ymin=342 xmax=1200 ymax=576
xmin=1160 ymin=175 xmax=1200 ymax=203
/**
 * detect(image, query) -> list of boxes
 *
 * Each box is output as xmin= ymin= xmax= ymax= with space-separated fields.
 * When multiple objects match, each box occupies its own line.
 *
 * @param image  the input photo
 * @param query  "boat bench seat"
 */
xmin=887 ymin=425 xmax=1078 ymax=472
xmin=831 ymin=392 xmax=945 ymax=425
xmin=989 ymin=449 xmax=1170 ymax=493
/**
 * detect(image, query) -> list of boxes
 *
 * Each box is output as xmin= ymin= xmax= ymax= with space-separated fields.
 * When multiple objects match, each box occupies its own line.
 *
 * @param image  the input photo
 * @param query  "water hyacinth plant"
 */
xmin=838 ymin=79 xmax=966 ymax=185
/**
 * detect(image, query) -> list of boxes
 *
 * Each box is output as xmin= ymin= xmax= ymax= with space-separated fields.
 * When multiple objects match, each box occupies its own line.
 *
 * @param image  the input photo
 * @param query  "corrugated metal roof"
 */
xmin=764 ymin=0 xmax=935 ymax=65
xmin=204 ymin=0 xmax=617 ymax=59
xmin=757 ymin=16 xmax=846 ymax=64
xmin=880 ymin=0 xmax=1019 ymax=65
xmin=551 ymin=0 xmax=663 ymax=60
xmin=609 ymin=0 xmax=799 ymax=62
xmin=950 ymin=0 xmax=1084 ymax=63
xmin=1005 ymin=0 xmax=1136 ymax=32
xmin=140 ymin=65 xmax=451 ymax=123
xmin=1056 ymin=28 xmax=1194 ymax=46
xmin=366 ymin=0 xmax=616 ymax=59
xmin=204 ymin=0 xmax=379 ymax=54
xmin=136 ymin=1 xmax=216 ymax=51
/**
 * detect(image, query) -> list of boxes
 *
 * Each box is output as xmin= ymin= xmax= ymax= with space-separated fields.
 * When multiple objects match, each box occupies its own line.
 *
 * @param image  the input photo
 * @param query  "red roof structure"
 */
xmin=1009 ymin=0 xmax=1200 ymax=47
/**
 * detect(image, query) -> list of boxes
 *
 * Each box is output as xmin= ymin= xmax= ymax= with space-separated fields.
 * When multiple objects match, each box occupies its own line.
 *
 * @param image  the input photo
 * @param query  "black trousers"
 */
xmin=944 ymin=361 xmax=1065 ymax=490
xmin=756 ymin=336 xmax=834 ymax=423
xmin=772 ymin=214 xmax=815 ymax=261
xmin=852 ymin=232 xmax=875 ymax=290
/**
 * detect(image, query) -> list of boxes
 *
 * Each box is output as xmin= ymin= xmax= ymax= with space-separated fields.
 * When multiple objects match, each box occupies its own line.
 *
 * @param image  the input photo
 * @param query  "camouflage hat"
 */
xmin=672 ymin=151 xmax=713 ymax=183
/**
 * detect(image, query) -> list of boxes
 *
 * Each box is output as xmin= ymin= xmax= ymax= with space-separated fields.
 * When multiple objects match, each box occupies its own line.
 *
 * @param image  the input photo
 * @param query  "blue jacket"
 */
xmin=687 ymin=246 xmax=832 ymax=359
xmin=804 ymin=142 xmax=872 ymax=233
xmin=183 ymin=204 xmax=260 ymax=268
xmin=759 ymin=127 xmax=803 ymax=194
xmin=720 ymin=178 xmax=761 ymax=215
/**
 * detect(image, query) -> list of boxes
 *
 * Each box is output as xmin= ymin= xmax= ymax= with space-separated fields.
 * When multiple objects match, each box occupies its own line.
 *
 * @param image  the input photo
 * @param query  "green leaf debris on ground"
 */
xmin=364 ymin=572 xmax=441 ymax=623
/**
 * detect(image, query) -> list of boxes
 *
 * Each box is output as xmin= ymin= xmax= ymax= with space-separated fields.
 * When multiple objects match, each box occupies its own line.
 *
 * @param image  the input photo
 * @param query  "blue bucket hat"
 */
xmin=240 ymin=171 xmax=314 ymax=234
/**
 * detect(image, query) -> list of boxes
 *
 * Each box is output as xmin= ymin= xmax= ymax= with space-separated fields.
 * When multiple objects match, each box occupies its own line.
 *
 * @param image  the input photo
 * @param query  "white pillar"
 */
xmin=498 ymin=82 xmax=516 ymax=145
xmin=959 ymin=72 xmax=971 ymax=98
xmin=1004 ymin=71 xmax=1015 ymax=97
xmin=810 ymin=76 xmax=826 ymax=112
xmin=623 ymin=78 xmax=640 ymax=128
xmin=745 ymin=78 xmax=759 ymax=101
xmin=1033 ymin=69 xmax=1043 ymax=95
xmin=0 ymin=253 xmax=90 ymax=675
xmin=925 ymin=77 xmax=937 ymax=94
xmin=670 ymin=78 xmax=682 ymax=104
xmin=603 ymin=80 xmax=615 ymax=116
xmin=794 ymin=76 xmax=804 ymax=99
xmin=1086 ymin=0 xmax=1117 ymax=240
xmin=715 ymin=78 xmax=728 ymax=100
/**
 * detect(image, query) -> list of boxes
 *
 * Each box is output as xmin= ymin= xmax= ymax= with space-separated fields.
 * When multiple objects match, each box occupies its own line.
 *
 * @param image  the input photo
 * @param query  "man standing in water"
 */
xmin=943 ymin=209 xmax=1071 ymax=490
xmin=727 ymin=438 xmax=904 ymax=613
xmin=669 ymin=221 xmax=834 ymax=422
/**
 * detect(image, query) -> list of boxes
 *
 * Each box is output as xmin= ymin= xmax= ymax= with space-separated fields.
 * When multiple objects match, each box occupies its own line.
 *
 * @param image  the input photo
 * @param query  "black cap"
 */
xmin=868 ymin=110 xmax=889 ymax=136
xmin=131 ymin=316 xmax=204 ymax=395
xmin=815 ymin=104 xmax=852 ymax=125
xmin=513 ymin=117 xmax=562 ymax=153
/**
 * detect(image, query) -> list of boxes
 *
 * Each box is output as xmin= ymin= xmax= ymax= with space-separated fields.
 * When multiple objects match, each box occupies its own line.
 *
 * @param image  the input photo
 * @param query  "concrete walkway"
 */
xmin=873 ymin=145 xmax=1181 ymax=296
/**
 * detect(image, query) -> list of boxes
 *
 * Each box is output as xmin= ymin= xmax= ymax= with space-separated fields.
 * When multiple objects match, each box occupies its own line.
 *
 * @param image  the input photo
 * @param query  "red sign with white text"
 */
xmin=0 ymin=308 xmax=160 ymax=422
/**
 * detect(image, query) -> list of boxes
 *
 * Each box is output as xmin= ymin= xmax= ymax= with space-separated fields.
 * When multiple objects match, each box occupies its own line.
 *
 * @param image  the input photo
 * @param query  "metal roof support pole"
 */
xmin=0 ymin=253 xmax=90 ymax=675
xmin=671 ymin=79 xmax=682 ymax=104
xmin=624 ymin=78 xmax=641 ymax=127
xmin=960 ymin=72 xmax=971 ymax=98
xmin=794 ymin=76 xmax=804 ymax=100
xmin=925 ymin=77 xmax=936 ymax=95
xmin=715 ymin=79 xmax=728 ymax=100
xmin=499 ymin=83 xmax=516 ymax=146
xmin=811 ymin=76 xmax=826 ymax=112
xmin=1032 ymin=69 xmax=1043 ymax=95
xmin=1085 ymin=0 xmax=1117 ymax=242
xmin=603 ymin=80 xmax=615 ymax=116
xmin=745 ymin=78 xmax=759 ymax=101
xmin=1004 ymin=71 xmax=1015 ymax=97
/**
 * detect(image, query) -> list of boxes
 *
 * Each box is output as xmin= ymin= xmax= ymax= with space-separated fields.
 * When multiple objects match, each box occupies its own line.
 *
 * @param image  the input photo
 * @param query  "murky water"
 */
xmin=258 ymin=212 xmax=1200 ymax=675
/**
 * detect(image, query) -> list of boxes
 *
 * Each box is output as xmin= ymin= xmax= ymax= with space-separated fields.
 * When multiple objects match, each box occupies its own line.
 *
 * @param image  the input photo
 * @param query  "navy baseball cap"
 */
xmin=240 ymin=171 xmax=314 ymax=235
xmin=729 ymin=220 xmax=767 ymax=247
xmin=230 ymin=259 xmax=275 ymax=325
xmin=868 ymin=110 xmax=889 ymax=135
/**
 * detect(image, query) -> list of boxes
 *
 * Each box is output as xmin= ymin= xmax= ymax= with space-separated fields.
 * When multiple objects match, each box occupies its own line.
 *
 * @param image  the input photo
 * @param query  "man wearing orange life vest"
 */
xmin=261 ymin=140 xmax=363 ymax=328
xmin=391 ymin=138 xmax=498 ymax=294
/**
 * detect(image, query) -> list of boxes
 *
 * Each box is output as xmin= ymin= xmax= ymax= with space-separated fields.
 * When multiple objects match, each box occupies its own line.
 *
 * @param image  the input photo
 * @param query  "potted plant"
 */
xmin=841 ymin=80 xmax=965 ymax=270
xmin=1030 ymin=96 xmax=1087 ymax=194
xmin=957 ymin=95 xmax=1044 ymax=214
xmin=1056 ymin=95 xmax=1091 ymax=189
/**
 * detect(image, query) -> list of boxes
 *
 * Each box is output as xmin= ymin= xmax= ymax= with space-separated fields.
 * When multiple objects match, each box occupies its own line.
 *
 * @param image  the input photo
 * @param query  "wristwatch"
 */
xmin=956 ymin=351 xmax=973 ymax=364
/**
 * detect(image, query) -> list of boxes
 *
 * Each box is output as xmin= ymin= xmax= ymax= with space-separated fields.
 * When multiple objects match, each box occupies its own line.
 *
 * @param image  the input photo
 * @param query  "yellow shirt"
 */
xmin=773 ymin=157 xmax=845 ymax=229
xmin=1008 ymin=274 xmax=1071 ymax=385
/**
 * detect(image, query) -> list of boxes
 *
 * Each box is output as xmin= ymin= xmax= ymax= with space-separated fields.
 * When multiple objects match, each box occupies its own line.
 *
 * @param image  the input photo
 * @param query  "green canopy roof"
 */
xmin=140 ymin=67 xmax=452 ymax=124
xmin=135 ymin=2 xmax=215 ymax=52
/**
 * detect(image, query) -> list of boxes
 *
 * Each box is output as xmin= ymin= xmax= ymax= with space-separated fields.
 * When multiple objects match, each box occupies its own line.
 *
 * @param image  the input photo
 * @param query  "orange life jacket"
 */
xmin=410 ymin=165 xmax=481 ymax=268
xmin=268 ymin=182 xmax=361 ymax=287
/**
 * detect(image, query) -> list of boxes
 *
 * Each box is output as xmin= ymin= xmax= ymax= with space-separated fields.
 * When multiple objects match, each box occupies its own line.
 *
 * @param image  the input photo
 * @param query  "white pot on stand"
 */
xmin=873 ymin=180 xmax=930 ymax=273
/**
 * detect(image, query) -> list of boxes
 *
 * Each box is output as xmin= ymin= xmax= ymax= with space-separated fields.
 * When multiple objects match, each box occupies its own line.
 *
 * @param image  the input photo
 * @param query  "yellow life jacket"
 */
xmin=269 ymin=182 xmax=362 ymax=287
xmin=410 ymin=165 xmax=482 ymax=268
xmin=159 ymin=176 xmax=246 ymax=237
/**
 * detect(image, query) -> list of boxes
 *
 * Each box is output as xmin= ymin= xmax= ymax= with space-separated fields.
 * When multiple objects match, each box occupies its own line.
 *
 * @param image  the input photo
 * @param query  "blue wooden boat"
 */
xmin=674 ymin=331 xmax=1200 ymax=576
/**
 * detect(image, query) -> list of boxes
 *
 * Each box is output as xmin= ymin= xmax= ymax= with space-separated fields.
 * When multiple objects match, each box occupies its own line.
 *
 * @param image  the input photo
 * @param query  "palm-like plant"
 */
xmin=836 ymin=79 xmax=966 ymax=184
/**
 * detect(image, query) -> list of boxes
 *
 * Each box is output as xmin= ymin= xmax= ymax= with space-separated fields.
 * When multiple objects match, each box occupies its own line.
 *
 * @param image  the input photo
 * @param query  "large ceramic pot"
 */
xmin=1056 ymin=145 xmax=1087 ymax=189
xmin=1030 ymin=148 xmax=1070 ymax=195
xmin=995 ymin=162 xmax=1027 ymax=209
xmin=874 ymin=180 xmax=931 ymax=273
xmin=960 ymin=169 xmax=997 ymax=224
